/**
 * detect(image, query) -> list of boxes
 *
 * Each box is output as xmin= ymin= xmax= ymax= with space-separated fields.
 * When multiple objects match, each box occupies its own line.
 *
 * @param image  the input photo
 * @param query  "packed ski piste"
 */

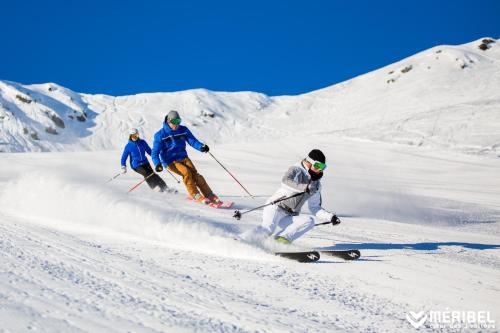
xmin=118 ymin=110 xmax=358 ymax=262
xmin=1 ymin=37 xmax=499 ymax=332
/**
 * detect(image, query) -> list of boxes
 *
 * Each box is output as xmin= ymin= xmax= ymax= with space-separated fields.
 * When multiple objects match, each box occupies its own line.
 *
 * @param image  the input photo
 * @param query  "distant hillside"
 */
xmin=1 ymin=38 xmax=498 ymax=155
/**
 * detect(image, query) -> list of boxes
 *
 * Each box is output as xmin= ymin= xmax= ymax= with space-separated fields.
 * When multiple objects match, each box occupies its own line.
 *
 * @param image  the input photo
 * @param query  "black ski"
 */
xmin=320 ymin=249 xmax=361 ymax=260
xmin=275 ymin=251 xmax=320 ymax=263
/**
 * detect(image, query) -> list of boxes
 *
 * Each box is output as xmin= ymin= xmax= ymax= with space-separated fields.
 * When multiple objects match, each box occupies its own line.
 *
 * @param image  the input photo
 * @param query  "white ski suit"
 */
xmin=259 ymin=161 xmax=334 ymax=242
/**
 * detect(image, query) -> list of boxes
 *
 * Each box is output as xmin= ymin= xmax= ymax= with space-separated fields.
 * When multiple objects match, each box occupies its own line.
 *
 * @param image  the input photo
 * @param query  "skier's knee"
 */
xmin=183 ymin=173 xmax=196 ymax=183
xmin=303 ymin=216 xmax=315 ymax=229
xmin=256 ymin=225 xmax=273 ymax=236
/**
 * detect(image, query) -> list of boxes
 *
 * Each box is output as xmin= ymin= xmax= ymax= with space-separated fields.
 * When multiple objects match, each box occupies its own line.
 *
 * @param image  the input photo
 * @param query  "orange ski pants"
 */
xmin=167 ymin=158 xmax=213 ymax=198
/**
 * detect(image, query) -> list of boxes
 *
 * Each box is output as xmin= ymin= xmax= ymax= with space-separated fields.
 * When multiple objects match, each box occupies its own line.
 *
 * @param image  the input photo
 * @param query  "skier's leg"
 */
xmin=133 ymin=165 xmax=156 ymax=189
xmin=238 ymin=205 xmax=288 ymax=241
xmin=277 ymin=214 xmax=315 ymax=242
xmin=184 ymin=158 xmax=214 ymax=198
xmin=152 ymin=175 xmax=167 ymax=191
xmin=258 ymin=204 xmax=288 ymax=236
xmin=142 ymin=164 xmax=167 ymax=191
xmin=133 ymin=165 xmax=148 ymax=177
xmin=168 ymin=160 xmax=199 ymax=198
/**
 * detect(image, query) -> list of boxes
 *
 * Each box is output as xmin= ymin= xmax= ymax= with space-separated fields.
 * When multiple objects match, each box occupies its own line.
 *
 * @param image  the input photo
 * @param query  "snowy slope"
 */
xmin=1 ymin=37 xmax=500 ymax=332
xmin=1 ymin=38 xmax=499 ymax=155
xmin=0 ymin=81 xmax=271 ymax=152
xmin=268 ymin=38 xmax=500 ymax=155
xmin=0 ymin=81 xmax=93 ymax=152
xmin=0 ymin=137 xmax=499 ymax=332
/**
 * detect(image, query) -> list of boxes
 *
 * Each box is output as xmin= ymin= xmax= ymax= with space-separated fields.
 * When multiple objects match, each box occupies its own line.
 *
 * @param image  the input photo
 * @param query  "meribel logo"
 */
xmin=406 ymin=311 xmax=427 ymax=329
xmin=406 ymin=310 xmax=496 ymax=330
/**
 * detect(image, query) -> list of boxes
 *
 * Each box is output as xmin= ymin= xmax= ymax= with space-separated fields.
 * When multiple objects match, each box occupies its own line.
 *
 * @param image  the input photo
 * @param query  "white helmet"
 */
xmin=129 ymin=128 xmax=139 ymax=136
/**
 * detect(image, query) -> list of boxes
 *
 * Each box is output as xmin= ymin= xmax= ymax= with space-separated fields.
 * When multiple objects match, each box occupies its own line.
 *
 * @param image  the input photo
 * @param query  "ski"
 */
xmin=186 ymin=197 xmax=234 ymax=209
xmin=209 ymin=201 xmax=234 ymax=209
xmin=320 ymin=249 xmax=361 ymax=260
xmin=274 ymin=251 xmax=320 ymax=263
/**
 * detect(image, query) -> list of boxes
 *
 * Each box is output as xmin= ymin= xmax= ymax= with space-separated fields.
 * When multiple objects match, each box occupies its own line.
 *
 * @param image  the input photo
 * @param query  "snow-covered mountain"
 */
xmin=1 ymin=38 xmax=500 ymax=332
xmin=1 ymin=37 xmax=499 ymax=155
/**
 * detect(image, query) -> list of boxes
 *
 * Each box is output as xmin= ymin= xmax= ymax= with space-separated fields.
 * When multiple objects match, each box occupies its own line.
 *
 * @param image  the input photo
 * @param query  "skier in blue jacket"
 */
xmin=121 ymin=128 xmax=168 ymax=192
xmin=152 ymin=110 xmax=219 ymax=204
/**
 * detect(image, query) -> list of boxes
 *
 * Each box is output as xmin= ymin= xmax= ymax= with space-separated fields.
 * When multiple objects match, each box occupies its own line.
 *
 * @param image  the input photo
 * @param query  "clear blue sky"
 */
xmin=1 ymin=0 xmax=499 ymax=96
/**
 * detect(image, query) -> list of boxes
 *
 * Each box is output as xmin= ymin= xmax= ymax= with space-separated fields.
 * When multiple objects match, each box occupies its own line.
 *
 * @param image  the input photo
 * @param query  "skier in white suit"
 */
xmin=258 ymin=149 xmax=341 ymax=244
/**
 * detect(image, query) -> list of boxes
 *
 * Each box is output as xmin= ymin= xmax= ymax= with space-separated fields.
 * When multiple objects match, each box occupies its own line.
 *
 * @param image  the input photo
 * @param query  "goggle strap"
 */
xmin=306 ymin=156 xmax=326 ymax=170
xmin=306 ymin=156 xmax=318 ymax=165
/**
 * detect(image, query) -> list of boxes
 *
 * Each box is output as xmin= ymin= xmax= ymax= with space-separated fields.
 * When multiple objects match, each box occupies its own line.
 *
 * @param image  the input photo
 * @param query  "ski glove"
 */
xmin=331 ymin=215 xmax=341 ymax=225
xmin=121 ymin=166 xmax=127 ymax=174
xmin=201 ymin=145 xmax=209 ymax=153
xmin=155 ymin=164 xmax=163 ymax=172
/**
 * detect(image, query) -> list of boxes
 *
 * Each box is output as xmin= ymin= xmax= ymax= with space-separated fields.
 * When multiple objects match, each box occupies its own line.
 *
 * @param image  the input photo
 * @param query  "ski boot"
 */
xmin=193 ymin=193 xmax=211 ymax=205
xmin=163 ymin=186 xmax=178 ymax=194
xmin=159 ymin=185 xmax=178 ymax=194
xmin=208 ymin=194 xmax=222 ymax=204
xmin=275 ymin=236 xmax=291 ymax=245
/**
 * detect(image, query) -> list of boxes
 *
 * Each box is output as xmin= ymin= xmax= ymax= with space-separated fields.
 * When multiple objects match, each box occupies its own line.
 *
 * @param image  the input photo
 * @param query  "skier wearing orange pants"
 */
xmin=151 ymin=110 xmax=220 ymax=205
xmin=167 ymin=157 xmax=214 ymax=200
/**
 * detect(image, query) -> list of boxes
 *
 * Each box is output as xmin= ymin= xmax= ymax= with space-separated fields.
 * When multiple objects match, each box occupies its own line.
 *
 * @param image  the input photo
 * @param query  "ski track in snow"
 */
xmin=1 ymin=137 xmax=499 ymax=332
xmin=0 ymin=217 xmax=455 ymax=333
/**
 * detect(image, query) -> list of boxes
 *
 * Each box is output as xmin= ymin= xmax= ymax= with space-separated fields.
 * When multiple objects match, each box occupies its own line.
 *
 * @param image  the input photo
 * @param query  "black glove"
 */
xmin=201 ymin=145 xmax=209 ymax=153
xmin=331 ymin=215 xmax=341 ymax=225
xmin=155 ymin=164 xmax=163 ymax=172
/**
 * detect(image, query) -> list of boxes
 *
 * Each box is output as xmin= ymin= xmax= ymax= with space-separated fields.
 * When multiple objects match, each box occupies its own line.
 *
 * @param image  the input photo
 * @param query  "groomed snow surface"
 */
xmin=1 ymin=37 xmax=500 ymax=332
xmin=1 ymin=136 xmax=499 ymax=332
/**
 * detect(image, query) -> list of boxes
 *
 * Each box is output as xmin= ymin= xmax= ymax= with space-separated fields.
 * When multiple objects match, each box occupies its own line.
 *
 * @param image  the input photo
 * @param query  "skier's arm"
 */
xmin=144 ymin=140 xmax=152 ymax=156
xmin=308 ymin=191 xmax=334 ymax=222
xmin=185 ymin=128 xmax=204 ymax=151
xmin=281 ymin=166 xmax=308 ymax=192
xmin=120 ymin=145 xmax=130 ymax=167
xmin=151 ymin=134 xmax=162 ymax=166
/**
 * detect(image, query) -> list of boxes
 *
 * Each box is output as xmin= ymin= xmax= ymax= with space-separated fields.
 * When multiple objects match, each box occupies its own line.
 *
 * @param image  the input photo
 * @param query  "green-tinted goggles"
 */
xmin=169 ymin=118 xmax=182 ymax=125
xmin=313 ymin=161 xmax=327 ymax=171
xmin=306 ymin=157 xmax=327 ymax=171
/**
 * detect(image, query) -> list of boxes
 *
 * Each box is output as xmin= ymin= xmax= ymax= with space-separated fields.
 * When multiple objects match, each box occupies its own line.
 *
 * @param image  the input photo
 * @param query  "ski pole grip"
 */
xmin=233 ymin=210 xmax=242 ymax=220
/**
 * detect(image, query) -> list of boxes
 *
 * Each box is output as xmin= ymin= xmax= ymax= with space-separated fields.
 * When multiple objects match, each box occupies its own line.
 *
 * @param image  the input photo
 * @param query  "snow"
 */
xmin=1 ymin=38 xmax=499 ymax=156
xmin=1 ymin=38 xmax=500 ymax=332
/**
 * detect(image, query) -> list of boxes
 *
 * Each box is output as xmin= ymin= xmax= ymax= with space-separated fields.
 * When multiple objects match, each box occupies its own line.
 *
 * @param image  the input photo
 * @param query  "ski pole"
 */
xmin=315 ymin=220 xmax=337 ymax=227
xmin=166 ymin=169 xmax=181 ymax=183
xmin=233 ymin=191 xmax=306 ymax=220
xmin=127 ymin=173 xmax=155 ymax=193
xmin=208 ymin=152 xmax=254 ymax=199
xmin=314 ymin=216 xmax=342 ymax=227
xmin=105 ymin=172 xmax=123 ymax=184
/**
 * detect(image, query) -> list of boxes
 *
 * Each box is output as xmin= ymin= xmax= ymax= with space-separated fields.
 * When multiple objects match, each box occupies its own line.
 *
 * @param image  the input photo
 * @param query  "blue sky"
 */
xmin=1 ymin=0 xmax=499 ymax=96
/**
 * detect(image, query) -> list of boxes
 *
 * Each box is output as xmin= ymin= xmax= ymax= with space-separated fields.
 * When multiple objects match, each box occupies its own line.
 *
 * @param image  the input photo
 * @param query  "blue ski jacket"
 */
xmin=121 ymin=139 xmax=152 ymax=169
xmin=151 ymin=123 xmax=204 ymax=167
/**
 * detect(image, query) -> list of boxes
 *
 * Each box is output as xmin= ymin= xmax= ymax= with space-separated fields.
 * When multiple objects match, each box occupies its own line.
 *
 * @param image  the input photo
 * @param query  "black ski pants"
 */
xmin=133 ymin=163 xmax=167 ymax=191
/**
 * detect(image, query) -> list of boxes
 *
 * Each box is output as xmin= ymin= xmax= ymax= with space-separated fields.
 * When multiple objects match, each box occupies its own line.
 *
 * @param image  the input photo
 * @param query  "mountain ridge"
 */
xmin=1 ymin=37 xmax=498 ymax=155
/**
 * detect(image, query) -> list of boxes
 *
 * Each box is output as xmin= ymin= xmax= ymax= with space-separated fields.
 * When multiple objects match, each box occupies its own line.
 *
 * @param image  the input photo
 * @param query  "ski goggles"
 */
xmin=169 ymin=118 xmax=182 ymax=125
xmin=306 ymin=157 xmax=327 ymax=171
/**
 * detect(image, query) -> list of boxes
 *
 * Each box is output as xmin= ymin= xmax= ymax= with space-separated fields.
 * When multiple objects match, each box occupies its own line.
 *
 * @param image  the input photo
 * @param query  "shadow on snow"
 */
xmin=319 ymin=242 xmax=500 ymax=251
